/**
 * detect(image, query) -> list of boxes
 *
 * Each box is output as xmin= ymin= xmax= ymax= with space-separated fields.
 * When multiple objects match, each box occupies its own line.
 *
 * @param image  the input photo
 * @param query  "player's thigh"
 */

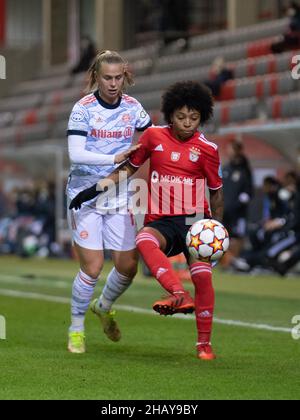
xmin=68 ymin=205 xmax=105 ymax=277
xmin=104 ymin=213 xmax=138 ymax=277
xmin=138 ymin=226 xmax=168 ymax=252
xmin=67 ymin=204 xmax=104 ymax=251
xmin=74 ymin=243 xmax=104 ymax=279
xmin=103 ymin=213 xmax=137 ymax=252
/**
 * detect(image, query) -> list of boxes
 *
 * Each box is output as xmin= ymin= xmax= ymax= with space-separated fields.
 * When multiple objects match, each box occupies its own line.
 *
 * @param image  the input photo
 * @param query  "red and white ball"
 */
xmin=186 ymin=219 xmax=230 ymax=262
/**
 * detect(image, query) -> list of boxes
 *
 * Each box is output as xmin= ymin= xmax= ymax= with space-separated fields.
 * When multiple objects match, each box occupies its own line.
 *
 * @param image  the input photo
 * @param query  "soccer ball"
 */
xmin=186 ymin=219 xmax=230 ymax=262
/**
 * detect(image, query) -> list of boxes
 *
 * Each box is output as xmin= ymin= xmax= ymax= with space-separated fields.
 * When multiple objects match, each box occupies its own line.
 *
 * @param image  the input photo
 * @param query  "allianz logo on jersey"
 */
xmin=0 ymin=55 xmax=6 ymax=80
xmin=91 ymin=127 xmax=133 ymax=139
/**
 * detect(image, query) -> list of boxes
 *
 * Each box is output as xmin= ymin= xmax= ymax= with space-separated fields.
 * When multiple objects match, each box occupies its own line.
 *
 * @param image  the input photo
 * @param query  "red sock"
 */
xmin=190 ymin=262 xmax=215 ymax=344
xmin=136 ymin=232 xmax=185 ymax=294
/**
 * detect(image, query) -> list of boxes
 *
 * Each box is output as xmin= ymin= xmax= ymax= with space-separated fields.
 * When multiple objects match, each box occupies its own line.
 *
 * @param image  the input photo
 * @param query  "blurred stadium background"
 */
xmin=0 ymin=0 xmax=299 ymax=273
xmin=0 ymin=0 xmax=300 ymax=400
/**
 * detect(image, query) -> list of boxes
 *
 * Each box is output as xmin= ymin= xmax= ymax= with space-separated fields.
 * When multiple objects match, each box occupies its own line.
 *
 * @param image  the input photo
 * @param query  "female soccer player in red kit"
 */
xmin=70 ymin=81 xmax=224 ymax=360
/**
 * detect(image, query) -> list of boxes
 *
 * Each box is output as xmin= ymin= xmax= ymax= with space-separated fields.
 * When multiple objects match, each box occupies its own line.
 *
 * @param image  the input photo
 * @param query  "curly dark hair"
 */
xmin=161 ymin=81 xmax=214 ymax=125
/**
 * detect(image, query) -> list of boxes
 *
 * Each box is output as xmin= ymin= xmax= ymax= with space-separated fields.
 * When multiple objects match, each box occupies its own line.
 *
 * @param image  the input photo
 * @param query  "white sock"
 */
xmin=70 ymin=316 xmax=85 ymax=333
xmin=97 ymin=268 xmax=133 ymax=312
xmin=69 ymin=270 xmax=98 ymax=332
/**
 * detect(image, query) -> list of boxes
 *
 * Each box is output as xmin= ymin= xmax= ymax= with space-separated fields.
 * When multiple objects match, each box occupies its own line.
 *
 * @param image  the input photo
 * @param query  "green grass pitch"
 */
xmin=0 ymin=256 xmax=299 ymax=400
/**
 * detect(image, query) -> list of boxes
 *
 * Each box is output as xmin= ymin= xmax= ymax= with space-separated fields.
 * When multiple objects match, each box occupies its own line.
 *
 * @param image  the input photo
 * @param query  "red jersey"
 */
xmin=129 ymin=126 xmax=223 ymax=224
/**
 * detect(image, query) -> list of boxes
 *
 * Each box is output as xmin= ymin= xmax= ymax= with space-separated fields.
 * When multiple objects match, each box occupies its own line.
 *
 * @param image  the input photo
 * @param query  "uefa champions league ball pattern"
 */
xmin=186 ymin=219 xmax=230 ymax=262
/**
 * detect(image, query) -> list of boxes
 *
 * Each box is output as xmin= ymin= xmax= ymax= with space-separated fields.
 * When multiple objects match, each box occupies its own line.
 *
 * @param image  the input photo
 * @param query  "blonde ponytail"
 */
xmin=86 ymin=50 xmax=134 ymax=94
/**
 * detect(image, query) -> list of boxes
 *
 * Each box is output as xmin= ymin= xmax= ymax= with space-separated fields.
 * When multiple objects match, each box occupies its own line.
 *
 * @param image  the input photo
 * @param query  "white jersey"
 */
xmin=66 ymin=91 xmax=151 ymax=211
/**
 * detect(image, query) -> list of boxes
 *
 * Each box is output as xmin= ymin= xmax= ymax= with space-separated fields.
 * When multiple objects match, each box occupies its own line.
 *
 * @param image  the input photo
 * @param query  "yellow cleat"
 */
xmin=68 ymin=331 xmax=86 ymax=354
xmin=90 ymin=299 xmax=121 ymax=342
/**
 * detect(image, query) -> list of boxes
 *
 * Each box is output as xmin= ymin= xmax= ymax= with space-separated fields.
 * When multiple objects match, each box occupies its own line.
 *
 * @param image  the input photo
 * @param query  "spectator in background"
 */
xmin=71 ymin=36 xmax=97 ymax=75
xmin=0 ymin=183 xmax=9 ymax=218
xmin=221 ymin=140 xmax=253 ymax=268
xmin=271 ymin=2 xmax=300 ymax=53
xmin=280 ymin=171 xmax=298 ymax=205
xmin=15 ymin=188 xmax=35 ymax=215
xmin=0 ymin=182 xmax=59 ymax=258
xmin=235 ymin=176 xmax=289 ymax=271
xmin=34 ymin=182 xmax=56 ymax=245
xmin=137 ymin=0 xmax=162 ymax=33
xmin=204 ymin=57 xmax=234 ymax=98
xmin=270 ymin=177 xmax=300 ymax=276
xmin=161 ymin=0 xmax=190 ymax=49
xmin=262 ymin=176 xmax=286 ymax=220
xmin=288 ymin=1 xmax=300 ymax=31
xmin=233 ymin=172 xmax=300 ymax=274
xmin=260 ymin=176 xmax=289 ymax=233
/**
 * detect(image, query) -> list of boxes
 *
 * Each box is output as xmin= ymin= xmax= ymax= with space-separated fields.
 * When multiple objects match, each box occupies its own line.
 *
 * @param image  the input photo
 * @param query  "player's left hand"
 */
xmin=114 ymin=144 xmax=141 ymax=164
xmin=69 ymin=184 xmax=102 ymax=210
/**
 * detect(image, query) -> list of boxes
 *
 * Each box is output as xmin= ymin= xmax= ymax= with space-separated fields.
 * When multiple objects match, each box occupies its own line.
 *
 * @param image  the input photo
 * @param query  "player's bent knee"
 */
xmin=119 ymin=265 xmax=137 ymax=280
xmin=137 ymin=227 xmax=155 ymax=237
xmin=136 ymin=229 xmax=160 ymax=250
xmin=80 ymin=264 xmax=103 ymax=280
xmin=115 ymin=260 xmax=138 ymax=280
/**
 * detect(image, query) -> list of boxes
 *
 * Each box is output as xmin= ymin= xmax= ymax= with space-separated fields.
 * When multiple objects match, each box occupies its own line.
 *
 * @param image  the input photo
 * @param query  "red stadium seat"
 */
xmin=247 ymin=38 xmax=273 ymax=58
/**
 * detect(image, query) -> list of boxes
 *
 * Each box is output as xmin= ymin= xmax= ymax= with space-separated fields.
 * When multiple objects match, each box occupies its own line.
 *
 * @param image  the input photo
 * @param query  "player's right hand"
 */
xmin=114 ymin=144 xmax=141 ymax=164
xmin=69 ymin=184 xmax=101 ymax=210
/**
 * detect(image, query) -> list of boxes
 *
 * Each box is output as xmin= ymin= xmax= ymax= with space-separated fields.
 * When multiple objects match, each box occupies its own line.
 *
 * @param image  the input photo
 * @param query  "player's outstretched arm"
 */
xmin=209 ymin=188 xmax=224 ymax=222
xmin=69 ymin=161 xmax=138 ymax=210
xmin=69 ymin=184 xmax=102 ymax=210
xmin=114 ymin=144 xmax=141 ymax=164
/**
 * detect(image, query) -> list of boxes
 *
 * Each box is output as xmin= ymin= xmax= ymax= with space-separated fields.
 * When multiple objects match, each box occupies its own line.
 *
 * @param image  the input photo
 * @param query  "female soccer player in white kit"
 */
xmin=67 ymin=51 xmax=152 ymax=353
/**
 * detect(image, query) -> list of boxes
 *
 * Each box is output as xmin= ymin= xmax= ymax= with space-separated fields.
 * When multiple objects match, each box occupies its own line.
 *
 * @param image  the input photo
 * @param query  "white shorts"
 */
xmin=68 ymin=205 xmax=137 ymax=251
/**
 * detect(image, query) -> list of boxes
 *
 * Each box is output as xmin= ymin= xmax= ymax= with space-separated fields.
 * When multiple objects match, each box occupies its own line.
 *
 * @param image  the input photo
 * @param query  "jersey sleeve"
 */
xmin=204 ymin=147 xmax=223 ymax=190
xmin=129 ymin=129 xmax=152 ymax=168
xmin=67 ymin=103 xmax=89 ymax=137
xmin=134 ymin=101 xmax=152 ymax=132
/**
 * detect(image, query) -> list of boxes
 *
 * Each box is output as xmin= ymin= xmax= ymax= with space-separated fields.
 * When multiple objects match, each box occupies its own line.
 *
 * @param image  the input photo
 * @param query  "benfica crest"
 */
xmin=171 ymin=152 xmax=181 ymax=162
xmin=189 ymin=147 xmax=201 ymax=163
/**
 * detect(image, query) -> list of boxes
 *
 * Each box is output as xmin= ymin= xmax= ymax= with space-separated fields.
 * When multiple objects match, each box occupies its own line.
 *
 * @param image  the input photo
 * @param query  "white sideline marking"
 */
xmin=0 ymin=274 xmax=70 ymax=289
xmin=0 ymin=288 xmax=292 ymax=334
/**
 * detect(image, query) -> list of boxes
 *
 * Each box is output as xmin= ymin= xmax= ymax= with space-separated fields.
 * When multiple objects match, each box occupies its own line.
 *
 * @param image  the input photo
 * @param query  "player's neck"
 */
xmin=98 ymin=91 xmax=121 ymax=106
